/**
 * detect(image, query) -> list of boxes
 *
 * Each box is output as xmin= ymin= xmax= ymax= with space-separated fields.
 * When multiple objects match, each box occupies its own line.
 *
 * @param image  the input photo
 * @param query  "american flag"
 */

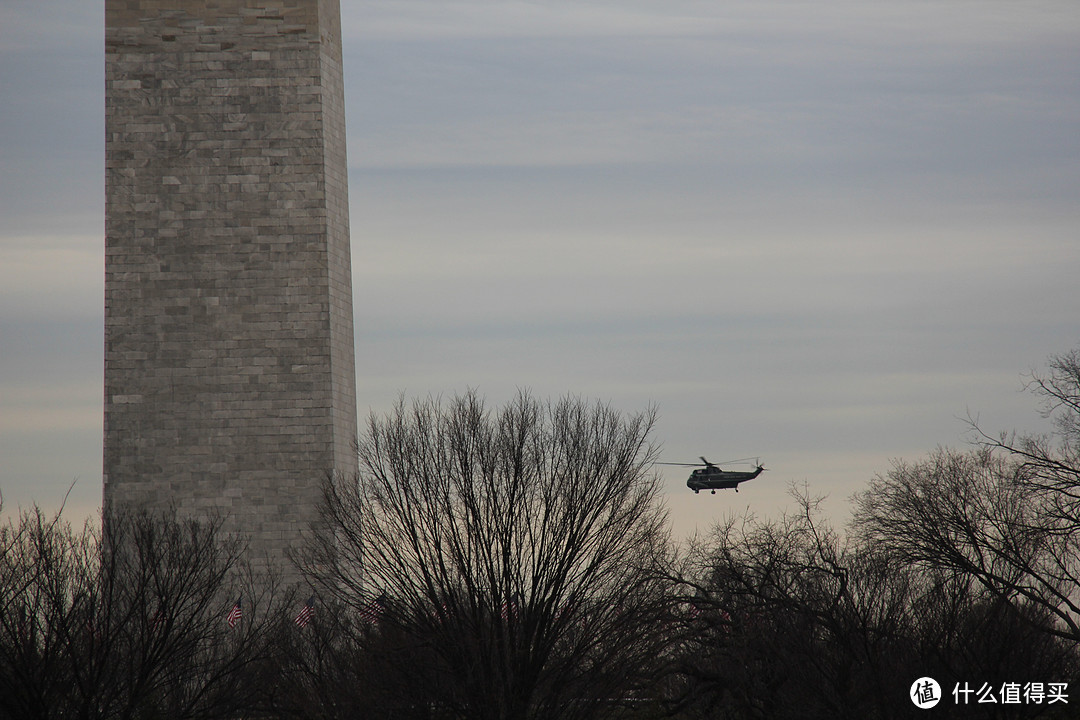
xmin=227 ymin=597 xmax=242 ymax=628
xmin=295 ymin=595 xmax=315 ymax=627
xmin=500 ymin=594 xmax=520 ymax=622
xmin=358 ymin=593 xmax=386 ymax=625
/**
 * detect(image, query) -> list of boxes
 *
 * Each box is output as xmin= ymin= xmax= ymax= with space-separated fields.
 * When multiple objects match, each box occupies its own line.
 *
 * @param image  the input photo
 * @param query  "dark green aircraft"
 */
xmin=662 ymin=457 xmax=765 ymax=494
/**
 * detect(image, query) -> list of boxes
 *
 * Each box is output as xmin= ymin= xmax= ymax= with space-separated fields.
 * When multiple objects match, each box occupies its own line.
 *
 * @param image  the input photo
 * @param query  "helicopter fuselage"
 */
xmin=687 ymin=465 xmax=764 ymax=493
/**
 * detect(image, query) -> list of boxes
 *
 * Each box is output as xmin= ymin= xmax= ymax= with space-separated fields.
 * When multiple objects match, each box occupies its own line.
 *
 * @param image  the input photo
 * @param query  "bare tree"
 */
xmin=301 ymin=391 xmax=673 ymax=720
xmin=851 ymin=347 xmax=1080 ymax=642
xmin=979 ymin=348 xmax=1080 ymax=522
xmin=851 ymin=448 xmax=1080 ymax=635
xmin=0 ymin=506 xmax=282 ymax=720
xmin=677 ymin=486 xmax=1075 ymax=720
xmin=0 ymin=507 xmax=87 ymax=719
xmin=270 ymin=596 xmax=443 ymax=720
xmin=675 ymin=487 xmax=916 ymax=720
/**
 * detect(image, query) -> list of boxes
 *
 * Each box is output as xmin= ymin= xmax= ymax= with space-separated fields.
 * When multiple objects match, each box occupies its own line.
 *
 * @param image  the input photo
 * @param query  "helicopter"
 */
xmin=660 ymin=457 xmax=766 ymax=494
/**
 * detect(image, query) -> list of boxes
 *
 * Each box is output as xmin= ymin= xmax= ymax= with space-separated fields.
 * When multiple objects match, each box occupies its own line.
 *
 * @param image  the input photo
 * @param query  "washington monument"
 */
xmin=104 ymin=0 xmax=357 ymax=566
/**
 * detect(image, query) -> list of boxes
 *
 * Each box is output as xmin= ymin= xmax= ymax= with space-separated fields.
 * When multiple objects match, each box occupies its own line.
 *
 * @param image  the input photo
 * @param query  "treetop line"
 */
xmin=4 ymin=353 xmax=1080 ymax=718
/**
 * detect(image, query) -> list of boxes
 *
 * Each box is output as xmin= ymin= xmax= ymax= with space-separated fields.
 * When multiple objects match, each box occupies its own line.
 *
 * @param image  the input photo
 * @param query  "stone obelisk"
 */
xmin=104 ymin=0 xmax=357 ymax=568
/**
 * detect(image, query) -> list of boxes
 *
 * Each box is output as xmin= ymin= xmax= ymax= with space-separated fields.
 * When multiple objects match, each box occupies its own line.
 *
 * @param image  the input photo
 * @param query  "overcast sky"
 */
xmin=1 ymin=0 xmax=1078 ymax=537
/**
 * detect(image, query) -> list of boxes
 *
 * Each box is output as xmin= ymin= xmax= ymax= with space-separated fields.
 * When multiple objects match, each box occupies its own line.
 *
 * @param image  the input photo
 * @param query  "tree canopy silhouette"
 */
xmin=302 ymin=390 xmax=673 ymax=720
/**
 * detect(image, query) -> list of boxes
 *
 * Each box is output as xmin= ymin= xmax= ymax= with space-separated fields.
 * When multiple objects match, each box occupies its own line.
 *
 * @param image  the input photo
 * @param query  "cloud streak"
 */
xmin=2 ymin=0 xmax=1078 ymax=535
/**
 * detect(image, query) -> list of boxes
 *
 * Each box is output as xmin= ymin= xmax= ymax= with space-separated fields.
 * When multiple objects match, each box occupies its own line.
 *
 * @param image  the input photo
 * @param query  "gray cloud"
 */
xmin=2 ymin=0 xmax=1078 ymax=533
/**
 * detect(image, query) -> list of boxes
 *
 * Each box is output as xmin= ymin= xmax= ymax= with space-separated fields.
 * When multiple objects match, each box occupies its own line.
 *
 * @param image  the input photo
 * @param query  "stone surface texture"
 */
xmin=104 ymin=0 xmax=357 ymax=567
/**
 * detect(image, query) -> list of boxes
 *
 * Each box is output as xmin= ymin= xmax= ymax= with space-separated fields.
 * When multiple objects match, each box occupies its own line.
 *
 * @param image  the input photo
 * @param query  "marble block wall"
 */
xmin=104 ymin=0 xmax=357 ymax=569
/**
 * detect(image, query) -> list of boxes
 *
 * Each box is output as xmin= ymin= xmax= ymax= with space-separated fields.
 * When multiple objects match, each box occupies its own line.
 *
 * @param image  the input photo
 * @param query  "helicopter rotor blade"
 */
xmin=713 ymin=456 xmax=761 ymax=466
xmin=658 ymin=456 xmax=766 ymax=468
